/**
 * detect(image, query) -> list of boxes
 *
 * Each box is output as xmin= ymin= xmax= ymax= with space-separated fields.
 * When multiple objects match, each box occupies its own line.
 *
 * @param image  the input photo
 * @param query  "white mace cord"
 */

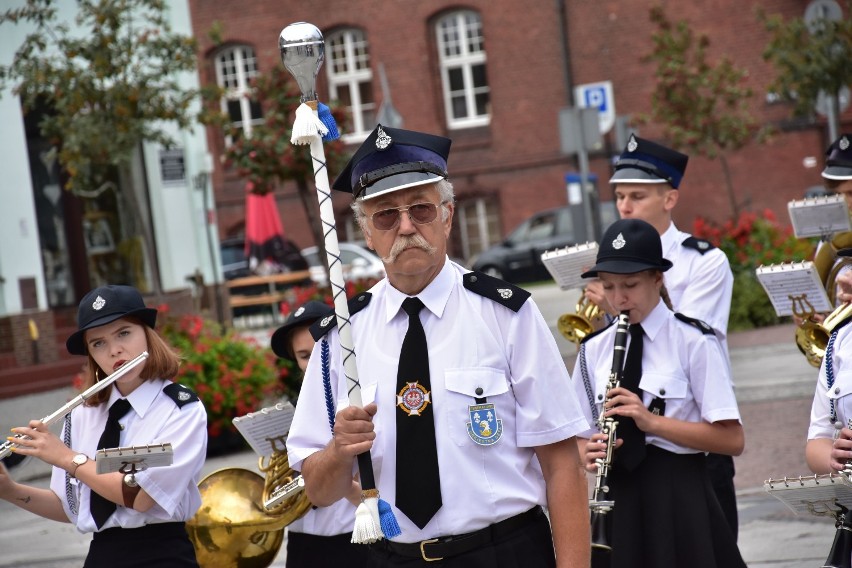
xmin=290 ymin=101 xmax=391 ymax=544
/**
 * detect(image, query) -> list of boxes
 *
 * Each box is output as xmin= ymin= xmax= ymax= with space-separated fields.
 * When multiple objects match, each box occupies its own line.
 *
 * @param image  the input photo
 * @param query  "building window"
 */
xmin=326 ymin=28 xmax=375 ymax=141
xmin=214 ymin=45 xmax=263 ymax=142
xmin=435 ymin=10 xmax=490 ymax=129
xmin=456 ymin=197 xmax=500 ymax=262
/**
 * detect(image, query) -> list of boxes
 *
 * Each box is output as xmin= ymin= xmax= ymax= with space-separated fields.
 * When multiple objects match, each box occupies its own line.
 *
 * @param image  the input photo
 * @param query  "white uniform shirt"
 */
xmin=287 ymin=259 xmax=589 ymax=542
xmin=809 ymin=322 xmax=852 ymax=439
xmin=50 ymin=378 xmax=207 ymax=533
xmin=288 ymin=499 xmax=356 ymax=536
xmin=573 ymin=300 xmax=741 ymax=454
xmin=660 ymin=222 xmax=734 ymax=345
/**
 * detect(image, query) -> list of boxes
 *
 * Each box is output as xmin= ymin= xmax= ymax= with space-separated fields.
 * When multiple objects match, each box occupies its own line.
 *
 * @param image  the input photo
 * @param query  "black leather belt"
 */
xmin=380 ymin=506 xmax=543 ymax=562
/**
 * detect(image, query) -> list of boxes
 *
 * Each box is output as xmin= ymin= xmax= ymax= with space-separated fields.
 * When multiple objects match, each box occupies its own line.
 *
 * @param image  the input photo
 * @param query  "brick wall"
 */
xmin=191 ymin=0 xmax=852 ymax=257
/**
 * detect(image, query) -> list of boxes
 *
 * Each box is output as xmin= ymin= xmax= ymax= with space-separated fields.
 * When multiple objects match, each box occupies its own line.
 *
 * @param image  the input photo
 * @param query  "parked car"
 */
xmin=220 ymin=236 xmax=308 ymax=280
xmin=471 ymin=203 xmax=618 ymax=283
xmin=301 ymin=242 xmax=385 ymax=287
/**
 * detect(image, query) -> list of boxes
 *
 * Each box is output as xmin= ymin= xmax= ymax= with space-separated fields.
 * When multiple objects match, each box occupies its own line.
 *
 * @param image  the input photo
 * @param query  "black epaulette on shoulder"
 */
xmin=310 ymin=292 xmax=373 ymax=340
xmin=674 ymin=312 xmax=715 ymax=335
xmin=163 ymin=383 xmax=200 ymax=408
xmin=463 ymin=271 xmax=531 ymax=312
xmin=681 ymin=236 xmax=716 ymax=255
xmin=579 ymin=318 xmax=616 ymax=345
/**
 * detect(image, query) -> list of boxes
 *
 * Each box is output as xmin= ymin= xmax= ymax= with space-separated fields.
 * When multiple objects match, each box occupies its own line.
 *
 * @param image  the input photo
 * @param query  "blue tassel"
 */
xmin=378 ymin=498 xmax=401 ymax=539
xmin=321 ymin=339 xmax=335 ymax=433
xmin=318 ymin=102 xmax=340 ymax=141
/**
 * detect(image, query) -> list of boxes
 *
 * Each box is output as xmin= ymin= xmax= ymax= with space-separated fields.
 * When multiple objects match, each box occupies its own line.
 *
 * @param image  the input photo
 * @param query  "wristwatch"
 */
xmin=69 ymin=454 xmax=88 ymax=478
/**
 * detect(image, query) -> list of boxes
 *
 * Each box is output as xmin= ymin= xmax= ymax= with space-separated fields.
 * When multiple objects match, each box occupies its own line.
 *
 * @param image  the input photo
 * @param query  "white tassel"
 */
xmin=291 ymin=103 xmax=329 ymax=145
xmin=351 ymin=498 xmax=383 ymax=544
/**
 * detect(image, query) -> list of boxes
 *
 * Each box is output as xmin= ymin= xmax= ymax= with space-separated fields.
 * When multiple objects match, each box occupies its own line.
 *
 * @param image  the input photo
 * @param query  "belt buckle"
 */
xmin=420 ymin=538 xmax=443 ymax=562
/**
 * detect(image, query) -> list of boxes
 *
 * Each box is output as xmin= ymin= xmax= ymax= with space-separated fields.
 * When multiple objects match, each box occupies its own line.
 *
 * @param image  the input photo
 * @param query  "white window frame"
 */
xmin=435 ymin=10 xmax=490 ymax=129
xmin=456 ymin=197 xmax=500 ymax=261
xmin=326 ymin=28 xmax=374 ymax=142
xmin=214 ymin=45 xmax=263 ymax=143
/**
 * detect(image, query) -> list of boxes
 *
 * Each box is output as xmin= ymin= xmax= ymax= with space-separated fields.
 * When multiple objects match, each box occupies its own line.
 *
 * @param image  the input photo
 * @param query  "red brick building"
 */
xmin=189 ymin=0 xmax=851 ymax=264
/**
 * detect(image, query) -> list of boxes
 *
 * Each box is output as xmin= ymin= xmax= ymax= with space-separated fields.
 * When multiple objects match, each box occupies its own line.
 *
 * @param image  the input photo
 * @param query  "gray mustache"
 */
xmin=382 ymin=234 xmax=437 ymax=263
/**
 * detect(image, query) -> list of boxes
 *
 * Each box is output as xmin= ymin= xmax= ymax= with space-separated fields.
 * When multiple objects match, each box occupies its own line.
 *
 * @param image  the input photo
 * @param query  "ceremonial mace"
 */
xmin=279 ymin=22 xmax=397 ymax=544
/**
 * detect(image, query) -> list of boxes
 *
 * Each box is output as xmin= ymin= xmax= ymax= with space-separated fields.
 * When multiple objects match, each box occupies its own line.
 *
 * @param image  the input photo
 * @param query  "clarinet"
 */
xmin=590 ymin=312 xmax=630 ymax=559
xmin=823 ymin=419 xmax=852 ymax=568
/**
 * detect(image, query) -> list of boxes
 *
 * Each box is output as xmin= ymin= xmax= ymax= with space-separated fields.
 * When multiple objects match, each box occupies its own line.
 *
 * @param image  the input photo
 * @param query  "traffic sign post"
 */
xmin=574 ymin=81 xmax=615 ymax=135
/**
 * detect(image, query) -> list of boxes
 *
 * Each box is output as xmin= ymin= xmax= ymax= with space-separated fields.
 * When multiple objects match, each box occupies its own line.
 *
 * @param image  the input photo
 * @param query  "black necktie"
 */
xmin=395 ymin=297 xmax=442 ymax=528
xmin=617 ymin=324 xmax=646 ymax=471
xmin=91 ymin=398 xmax=132 ymax=528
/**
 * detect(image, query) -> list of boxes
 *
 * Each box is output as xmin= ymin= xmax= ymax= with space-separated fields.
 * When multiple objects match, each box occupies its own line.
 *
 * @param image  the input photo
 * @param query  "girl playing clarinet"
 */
xmin=0 ymin=285 xmax=206 ymax=567
xmin=575 ymin=218 xmax=746 ymax=567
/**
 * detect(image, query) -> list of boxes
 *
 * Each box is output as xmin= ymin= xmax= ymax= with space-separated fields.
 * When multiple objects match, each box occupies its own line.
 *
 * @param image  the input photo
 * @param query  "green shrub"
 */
xmin=693 ymin=209 xmax=817 ymax=330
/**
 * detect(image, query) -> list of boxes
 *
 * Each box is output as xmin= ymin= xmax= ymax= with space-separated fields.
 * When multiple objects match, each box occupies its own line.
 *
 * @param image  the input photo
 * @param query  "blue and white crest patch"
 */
xmin=466 ymin=403 xmax=502 ymax=445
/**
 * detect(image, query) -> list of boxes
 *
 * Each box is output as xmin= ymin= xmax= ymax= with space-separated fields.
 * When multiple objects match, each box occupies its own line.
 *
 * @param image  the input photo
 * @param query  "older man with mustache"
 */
xmin=286 ymin=124 xmax=591 ymax=567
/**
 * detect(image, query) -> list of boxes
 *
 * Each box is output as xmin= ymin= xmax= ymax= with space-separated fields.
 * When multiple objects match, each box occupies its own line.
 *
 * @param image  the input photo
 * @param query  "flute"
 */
xmin=0 ymin=351 xmax=149 ymax=460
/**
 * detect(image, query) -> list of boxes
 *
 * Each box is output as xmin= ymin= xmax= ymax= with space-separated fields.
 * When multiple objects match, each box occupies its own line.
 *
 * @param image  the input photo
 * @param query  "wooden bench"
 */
xmin=226 ymin=270 xmax=313 ymax=327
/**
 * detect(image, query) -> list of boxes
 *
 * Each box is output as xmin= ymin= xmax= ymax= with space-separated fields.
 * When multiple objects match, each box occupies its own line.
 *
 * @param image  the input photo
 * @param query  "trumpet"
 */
xmin=590 ymin=312 xmax=630 ymax=559
xmin=794 ymin=300 xmax=852 ymax=368
xmin=558 ymin=289 xmax=605 ymax=345
xmin=0 ymin=352 xmax=149 ymax=460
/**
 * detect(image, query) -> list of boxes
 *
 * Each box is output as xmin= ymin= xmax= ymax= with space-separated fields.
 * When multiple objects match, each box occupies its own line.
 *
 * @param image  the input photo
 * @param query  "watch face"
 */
xmin=73 ymin=454 xmax=88 ymax=466
xmin=123 ymin=473 xmax=139 ymax=487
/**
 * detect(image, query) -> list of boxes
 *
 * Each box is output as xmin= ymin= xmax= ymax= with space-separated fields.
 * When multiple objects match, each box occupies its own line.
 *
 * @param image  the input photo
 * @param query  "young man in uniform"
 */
xmin=584 ymin=134 xmax=739 ymax=538
xmin=286 ymin=124 xmax=591 ymax=567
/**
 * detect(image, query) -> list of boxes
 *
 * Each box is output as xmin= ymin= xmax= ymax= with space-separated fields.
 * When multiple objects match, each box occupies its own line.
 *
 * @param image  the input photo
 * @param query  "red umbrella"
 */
xmin=245 ymin=192 xmax=290 ymax=275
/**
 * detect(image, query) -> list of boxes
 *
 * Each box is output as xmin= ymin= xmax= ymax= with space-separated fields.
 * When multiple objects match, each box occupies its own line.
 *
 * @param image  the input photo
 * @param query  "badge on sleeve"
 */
xmin=397 ymin=382 xmax=431 ymax=416
xmin=466 ymin=403 xmax=503 ymax=445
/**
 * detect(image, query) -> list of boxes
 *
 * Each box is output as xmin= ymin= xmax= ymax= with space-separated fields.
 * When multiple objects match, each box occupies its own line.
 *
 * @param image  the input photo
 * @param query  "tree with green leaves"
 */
xmin=0 ymin=0 xmax=203 ymax=293
xmin=211 ymin=63 xmax=349 ymax=281
xmin=758 ymin=2 xmax=852 ymax=133
xmin=641 ymin=6 xmax=764 ymax=219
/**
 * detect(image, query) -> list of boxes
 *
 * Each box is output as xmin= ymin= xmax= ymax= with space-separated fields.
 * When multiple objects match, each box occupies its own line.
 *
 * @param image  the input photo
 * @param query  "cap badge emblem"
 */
xmin=294 ymin=306 xmax=305 ymax=318
xmin=612 ymin=233 xmax=626 ymax=249
xmin=627 ymin=135 xmax=638 ymax=152
xmin=841 ymin=136 xmax=850 ymax=151
xmin=320 ymin=315 xmax=335 ymax=328
xmin=92 ymin=295 xmax=106 ymax=311
xmin=497 ymin=288 xmax=513 ymax=300
xmin=375 ymin=126 xmax=392 ymax=150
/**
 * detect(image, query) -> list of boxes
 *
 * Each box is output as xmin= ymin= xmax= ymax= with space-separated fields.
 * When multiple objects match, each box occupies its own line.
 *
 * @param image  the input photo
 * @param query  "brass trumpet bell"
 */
xmin=186 ymin=468 xmax=287 ymax=568
xmin=795 ymin=302 xmax=852 ymax=368
xmin=558 ymin=292 xmax=604 ymax=345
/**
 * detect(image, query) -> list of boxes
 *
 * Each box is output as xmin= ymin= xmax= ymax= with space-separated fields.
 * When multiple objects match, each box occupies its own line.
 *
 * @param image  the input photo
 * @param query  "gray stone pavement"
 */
xmin=0 ymin=285 xmax=840 ymax=566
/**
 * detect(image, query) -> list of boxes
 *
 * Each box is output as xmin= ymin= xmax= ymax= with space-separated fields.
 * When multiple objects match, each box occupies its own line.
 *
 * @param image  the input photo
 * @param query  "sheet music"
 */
xmin=788 ymin=194 xmax=851 ymax=238
xmin=95 ymin=443 xmax=173 ymax=474
xmin=540 ymin=242 xmax=599 ymax=290
xmin=765 ymin=474 xmax=852 ymax=516
xmin=755 ymin=262 xmax=832 ymax=317
xmin=232 ymin=401 xmax=295 ymax=457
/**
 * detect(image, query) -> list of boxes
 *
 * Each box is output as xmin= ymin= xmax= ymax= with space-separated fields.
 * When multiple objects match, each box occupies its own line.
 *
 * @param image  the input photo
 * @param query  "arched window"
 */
xmin=326 ymin=28 xmax=375 ymax=140
xmin=214 ymin=45 xmax=262 ymax=142
xmin=435 ymin=10 xmax=490 ymax=128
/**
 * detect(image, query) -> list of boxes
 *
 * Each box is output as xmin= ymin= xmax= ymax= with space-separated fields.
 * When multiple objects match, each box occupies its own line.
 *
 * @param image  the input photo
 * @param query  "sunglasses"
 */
xmin=369 ymin=202 xmax=442 ymax=231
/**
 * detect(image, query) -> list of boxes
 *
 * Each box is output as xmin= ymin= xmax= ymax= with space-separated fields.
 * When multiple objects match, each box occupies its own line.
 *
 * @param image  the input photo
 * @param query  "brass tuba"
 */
xmin=558 ymin=289 xmax=605 ymax=345
xmin=186 ymin=445 xmax=312 ymax=568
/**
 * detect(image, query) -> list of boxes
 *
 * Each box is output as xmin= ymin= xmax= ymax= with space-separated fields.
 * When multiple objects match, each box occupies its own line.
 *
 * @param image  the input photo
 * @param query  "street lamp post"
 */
xmin=193 ymin=171 xmax=224 ymax=324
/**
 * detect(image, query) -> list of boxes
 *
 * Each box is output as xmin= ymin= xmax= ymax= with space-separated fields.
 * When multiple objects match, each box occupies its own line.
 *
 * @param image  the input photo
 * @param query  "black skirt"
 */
xmin=606 ymin=445 xmax=746 ymax=568
xmin=286 ymin=531 xmax=368 ymax=567
xmin=85 ymin=522 xmax=198 ymax=568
